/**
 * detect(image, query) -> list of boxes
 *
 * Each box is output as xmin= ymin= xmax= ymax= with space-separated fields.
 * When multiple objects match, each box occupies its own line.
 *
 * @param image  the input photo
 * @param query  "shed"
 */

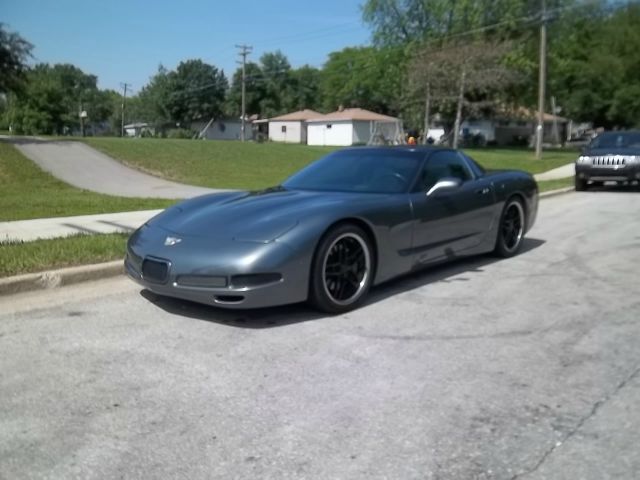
xmin=306 ymin=108 xmax=401 ymax=146
xmin=268 ymin=109 xmax=322 ymax=144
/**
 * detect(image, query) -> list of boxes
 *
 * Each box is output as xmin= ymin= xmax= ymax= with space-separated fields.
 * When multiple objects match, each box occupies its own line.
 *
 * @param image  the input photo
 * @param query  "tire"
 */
xmin=309 ymin=224 xmax=374 ymax=314
xmin=494 ymin=198 xmax=526 ymax=258
xmin=575 ymin=176 xmax=588 ymax=191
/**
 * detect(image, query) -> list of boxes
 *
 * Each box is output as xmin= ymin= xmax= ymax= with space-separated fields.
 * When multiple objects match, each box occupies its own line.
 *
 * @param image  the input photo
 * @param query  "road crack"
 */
xmin=510 ymin=364 xmax=640 ymax=479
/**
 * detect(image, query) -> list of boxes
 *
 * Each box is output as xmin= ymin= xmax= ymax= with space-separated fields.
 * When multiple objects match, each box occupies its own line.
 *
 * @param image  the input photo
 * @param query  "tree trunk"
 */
xmin=452 ymin=67 xmax=466 ymax=149
xmin=423 ymin=81 xmax=431 ymax=144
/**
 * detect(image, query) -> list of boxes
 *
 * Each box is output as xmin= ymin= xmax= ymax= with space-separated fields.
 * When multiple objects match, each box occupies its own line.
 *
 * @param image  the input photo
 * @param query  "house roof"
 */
xmin=502 ymin=106 xmax=569 ymax=123
xmin=306 ymin=108 xmax=398 ymax=123
xmin=269 ymin=109 xmax=323 ymax=122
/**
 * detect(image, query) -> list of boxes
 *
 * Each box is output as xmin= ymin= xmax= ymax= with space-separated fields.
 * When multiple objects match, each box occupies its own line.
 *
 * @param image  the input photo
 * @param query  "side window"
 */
xmin=418 ymin=151 xmax=473 ymax=191
xmin=460 ymin=152 xmax=485 ymax=177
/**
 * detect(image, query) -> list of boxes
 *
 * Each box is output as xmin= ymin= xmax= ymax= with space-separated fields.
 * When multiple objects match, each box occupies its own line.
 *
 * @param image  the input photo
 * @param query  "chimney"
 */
xmin=338 ymin=104 xmax=344 ymax=112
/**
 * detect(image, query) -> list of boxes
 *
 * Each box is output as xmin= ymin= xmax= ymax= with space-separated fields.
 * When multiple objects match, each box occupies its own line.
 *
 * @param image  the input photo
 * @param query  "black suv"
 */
xmin=575 ymin=131 xmax=640 ymax=190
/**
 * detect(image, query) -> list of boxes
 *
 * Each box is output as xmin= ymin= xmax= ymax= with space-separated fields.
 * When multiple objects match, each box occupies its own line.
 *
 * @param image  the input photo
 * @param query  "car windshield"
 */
xmin=283 ymin=149 xmax=422 ymax=194
xmin=589 ymin=132 xmax=640 ymax=149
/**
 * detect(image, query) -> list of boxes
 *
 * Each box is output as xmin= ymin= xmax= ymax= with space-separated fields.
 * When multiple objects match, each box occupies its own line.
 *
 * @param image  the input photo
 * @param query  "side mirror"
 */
xmin=426 ymin=177 xmax=462 ymax=197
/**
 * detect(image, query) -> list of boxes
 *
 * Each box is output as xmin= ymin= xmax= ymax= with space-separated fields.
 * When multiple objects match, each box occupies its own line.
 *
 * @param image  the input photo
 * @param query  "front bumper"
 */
xmin=125 ymin=225 xmax=311 ymax=309
xmin=575 ymin=163 xmax=640 ymax=182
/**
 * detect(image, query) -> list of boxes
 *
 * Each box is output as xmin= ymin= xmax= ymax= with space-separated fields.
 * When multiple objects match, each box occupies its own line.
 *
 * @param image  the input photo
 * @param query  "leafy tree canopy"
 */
xmin=0 ymin=23 xmax=33 ymax=94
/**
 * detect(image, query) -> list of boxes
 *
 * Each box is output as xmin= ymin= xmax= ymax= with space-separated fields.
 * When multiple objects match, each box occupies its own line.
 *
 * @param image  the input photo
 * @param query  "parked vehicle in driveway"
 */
xmin=575 ymin=131 xmax=640 ymax=190
xmin=126 ymin=146 xmax=538 ymax=313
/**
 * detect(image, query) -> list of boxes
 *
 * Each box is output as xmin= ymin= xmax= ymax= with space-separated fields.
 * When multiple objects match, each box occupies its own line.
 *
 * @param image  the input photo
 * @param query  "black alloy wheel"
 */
xmin=309 ymin=224 xmax=373 ymax=314
xmin=495 ymin=199 xmax=525 ymax=258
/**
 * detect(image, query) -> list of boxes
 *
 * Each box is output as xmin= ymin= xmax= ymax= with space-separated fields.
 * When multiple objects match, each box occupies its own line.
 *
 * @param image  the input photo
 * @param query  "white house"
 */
xmin=306 ymin=108 xmax=402 ymax=147
xmin=268 ymin=109 xmax=322 ymax=144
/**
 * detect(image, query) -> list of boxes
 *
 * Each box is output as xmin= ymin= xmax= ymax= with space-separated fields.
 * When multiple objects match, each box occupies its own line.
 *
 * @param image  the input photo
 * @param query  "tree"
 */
xmin=288 ymin=65 xmax=322 ymax=112
xmin=7 ymin=63 xmax=113 ymax=135
xmin=135 ymin=65 xmax=172 ymax=127
xmin=225 ymin=62 xmax=265 ymax=118
xmin=409 ymin=39 xmax=517 ymax=146
xmin=0 ymin=24 xmax=33 ymax=94
xmin=545 ymin=2 xmax=640 ymax=128
xmin=258 ymin=51 xmax=295 ymax=118
xmin=164 ymin=59 xmax=228 ymax=126
xmin=320 ymin=46 xmax=407 ymax=115
xmin=362 ymin=0 xmax=534 ymax=46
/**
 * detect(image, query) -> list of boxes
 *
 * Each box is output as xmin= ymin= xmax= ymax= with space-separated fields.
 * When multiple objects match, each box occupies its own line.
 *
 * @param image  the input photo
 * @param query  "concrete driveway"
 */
xmin=9 ymin=138 xmax=217 ymax=198
xmin=1 ymin=190 xmax=639 ymax=479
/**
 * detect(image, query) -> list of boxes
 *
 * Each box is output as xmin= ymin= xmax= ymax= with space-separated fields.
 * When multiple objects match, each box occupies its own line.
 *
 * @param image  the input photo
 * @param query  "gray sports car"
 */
xmin=125 ymin=146 xmax=538 ymax=313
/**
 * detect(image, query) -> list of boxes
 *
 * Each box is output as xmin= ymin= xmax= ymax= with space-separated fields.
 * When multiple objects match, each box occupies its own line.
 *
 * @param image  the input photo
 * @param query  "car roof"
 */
xmin=342 ymin=145 xmax=451 ymax=154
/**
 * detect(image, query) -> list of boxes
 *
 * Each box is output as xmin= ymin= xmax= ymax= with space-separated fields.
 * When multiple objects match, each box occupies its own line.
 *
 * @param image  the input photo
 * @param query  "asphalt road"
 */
xmin=9 ymin=138 xmax=216 ymax=199
xmin=1 ymin=190 xmax=639 ymax=479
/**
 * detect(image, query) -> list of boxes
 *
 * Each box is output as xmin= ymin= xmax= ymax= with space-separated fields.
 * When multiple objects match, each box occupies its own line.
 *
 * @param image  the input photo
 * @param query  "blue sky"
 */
xmin=3 ymin=0 xmax=371 ymax=94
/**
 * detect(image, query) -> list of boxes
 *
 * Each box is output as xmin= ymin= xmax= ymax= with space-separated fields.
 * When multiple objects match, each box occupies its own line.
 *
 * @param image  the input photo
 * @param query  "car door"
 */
xmin=409 ymin=150 xmax=495 ymax=265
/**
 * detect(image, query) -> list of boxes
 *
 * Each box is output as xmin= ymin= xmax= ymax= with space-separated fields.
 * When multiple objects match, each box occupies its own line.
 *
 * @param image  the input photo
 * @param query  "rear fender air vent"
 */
xmin=230 ymin=273 xmax=283 ymax=289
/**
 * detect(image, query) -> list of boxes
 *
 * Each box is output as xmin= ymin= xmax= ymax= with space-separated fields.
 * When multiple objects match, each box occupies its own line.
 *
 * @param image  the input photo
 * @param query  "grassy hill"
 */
xmin=0 ymin=141 xmax=173 ymax=221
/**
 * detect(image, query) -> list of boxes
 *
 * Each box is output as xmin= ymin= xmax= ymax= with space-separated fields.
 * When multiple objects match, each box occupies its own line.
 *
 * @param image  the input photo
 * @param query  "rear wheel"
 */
xmin=575 ymin=176 xmax=588 ymax=191
xmin=494 ymin=198 xmax=526 ymax=258
xmin=309 ymin=224 xmax=374 ymax=314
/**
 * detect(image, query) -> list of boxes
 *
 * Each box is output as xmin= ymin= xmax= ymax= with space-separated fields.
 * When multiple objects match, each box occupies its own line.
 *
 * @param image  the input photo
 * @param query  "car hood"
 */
xmin=583 ymin=147 xmax=640 ymax=156
xmin=147 ymin=187 xmax=364 ymax=242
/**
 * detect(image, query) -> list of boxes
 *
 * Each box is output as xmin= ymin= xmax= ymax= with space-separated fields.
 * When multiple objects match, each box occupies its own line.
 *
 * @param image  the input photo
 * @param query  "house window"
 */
xmin=326 ymin=124 xmax=332 ymax=129
xmin=281 ymin=125 xmax=287 ymax=133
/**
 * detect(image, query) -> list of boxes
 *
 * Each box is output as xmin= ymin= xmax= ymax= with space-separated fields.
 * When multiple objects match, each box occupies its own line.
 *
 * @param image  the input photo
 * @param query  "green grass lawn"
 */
xmin=85 ymin=138 xmax=337 ymax=190
xmin=0 ymin=233 xmax=127 ymax=277
xmin=465 ymin=148 xmax=577 ymax=173
xmin=0 ymin=141 xmax=174 ymax=221
xmin=85 ymin=138 xmax=577 ymax=190
xmin=537 ymin=177 xmax=574 ymax=192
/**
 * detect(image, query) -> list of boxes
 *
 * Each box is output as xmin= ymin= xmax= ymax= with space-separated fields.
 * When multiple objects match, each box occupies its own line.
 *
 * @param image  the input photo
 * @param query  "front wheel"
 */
xmin=575 ymin=176 xmax=588 ymax=191
xmin=494 ymin=198 xmax=526 ymax=258
xmin=309 ymin=224 xmax=374 ymax=314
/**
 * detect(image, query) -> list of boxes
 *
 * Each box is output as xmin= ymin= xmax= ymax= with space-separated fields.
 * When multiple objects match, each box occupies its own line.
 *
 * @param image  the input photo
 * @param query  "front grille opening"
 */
xmin=141 ymin=258 xmax=169 ymax=284
xmin=214 ymin=295 xmax=245 ymax=304
xmin=176 ymin=275 xmax=227 ymax=288
xmin=230 ymin=273 xmax=283 ymax=289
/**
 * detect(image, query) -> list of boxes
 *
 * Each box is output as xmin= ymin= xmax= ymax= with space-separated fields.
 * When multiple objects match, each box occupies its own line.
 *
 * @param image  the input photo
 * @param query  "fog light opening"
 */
xmin=214 ymin=295 xmax=245 ymax=304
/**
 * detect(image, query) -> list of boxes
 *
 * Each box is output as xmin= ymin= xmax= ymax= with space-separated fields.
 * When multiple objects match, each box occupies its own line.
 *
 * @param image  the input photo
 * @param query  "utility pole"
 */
xmin=235 ymin=44 xmax=252 ymax=141
xmin=535 ymin=0 xmax=547 ymax=159
xmin=120 ymin=82 xmax=131 ymax=137
xmin=551 ymin=96 xmax=560 ymax=146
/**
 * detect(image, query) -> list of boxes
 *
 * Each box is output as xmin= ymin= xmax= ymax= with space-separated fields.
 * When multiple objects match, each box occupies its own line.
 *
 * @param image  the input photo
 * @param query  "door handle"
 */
xmin=476 ymin=187 xmax=490 ymax=195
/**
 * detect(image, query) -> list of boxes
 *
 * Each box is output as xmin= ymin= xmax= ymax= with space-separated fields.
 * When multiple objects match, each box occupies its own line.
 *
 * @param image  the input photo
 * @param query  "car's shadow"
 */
xmin=583 ymin=182 xmax=640 ymax=193
xmin=140 ymin=237 xmax=546 ymax=329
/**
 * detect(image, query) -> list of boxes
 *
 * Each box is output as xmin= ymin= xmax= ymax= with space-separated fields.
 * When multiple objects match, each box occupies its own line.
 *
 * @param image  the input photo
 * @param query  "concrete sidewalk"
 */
xmin=4 ymin=137 xmax=218 ymax=199
xmin=534 ymin=163 xmax=575 ymax=181
xmin=1 ymin=210 xmax=161 ymax=243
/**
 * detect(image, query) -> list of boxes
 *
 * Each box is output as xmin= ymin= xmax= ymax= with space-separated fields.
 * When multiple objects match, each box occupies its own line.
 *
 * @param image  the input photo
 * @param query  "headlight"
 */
xmin=577 ymin=155 xmax=590 ymax=164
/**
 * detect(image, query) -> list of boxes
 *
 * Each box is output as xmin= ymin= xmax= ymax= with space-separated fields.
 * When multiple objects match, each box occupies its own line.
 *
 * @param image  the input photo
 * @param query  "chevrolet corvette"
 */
xmin=125 ymin=146 xmax=538 ymax=313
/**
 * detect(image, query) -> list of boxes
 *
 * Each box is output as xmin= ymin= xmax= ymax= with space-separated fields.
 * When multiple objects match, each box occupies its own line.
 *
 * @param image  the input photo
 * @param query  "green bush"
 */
xmin=166 ymin=128 xmax=195 ymax=139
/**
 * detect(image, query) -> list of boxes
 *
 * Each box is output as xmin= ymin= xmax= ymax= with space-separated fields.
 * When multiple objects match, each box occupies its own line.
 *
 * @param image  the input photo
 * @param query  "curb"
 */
xmin=539 ymin=186 xmax=575 ymax=198
xmin=0 ymin=260 xmax=124 ymax=297
xmin=0 ymin=187 xmax=575 ymax=297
